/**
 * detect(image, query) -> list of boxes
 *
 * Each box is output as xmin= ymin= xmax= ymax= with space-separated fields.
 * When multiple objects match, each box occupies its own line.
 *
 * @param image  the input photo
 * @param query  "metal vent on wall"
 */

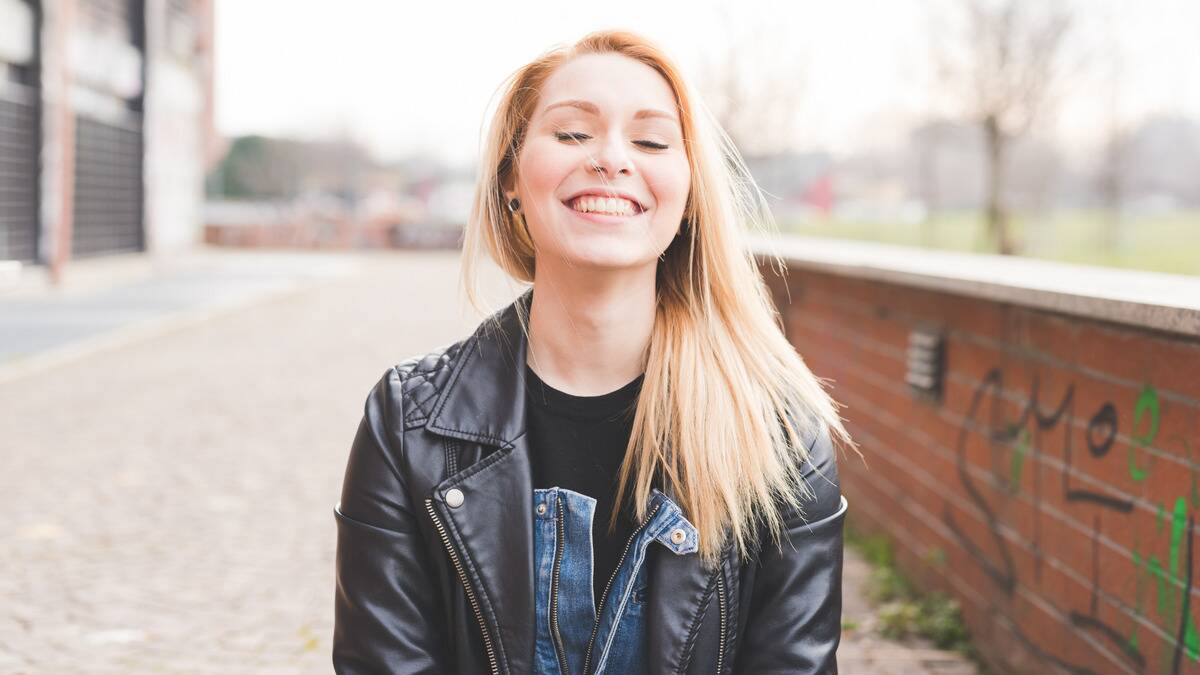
xmin=906 ymin=327 xmax=945 ymax=401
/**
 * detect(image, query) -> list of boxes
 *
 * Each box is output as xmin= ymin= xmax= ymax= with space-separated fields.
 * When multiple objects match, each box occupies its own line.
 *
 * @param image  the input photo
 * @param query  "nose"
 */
xmin=587 ymin=136 xmax=635 ymax=177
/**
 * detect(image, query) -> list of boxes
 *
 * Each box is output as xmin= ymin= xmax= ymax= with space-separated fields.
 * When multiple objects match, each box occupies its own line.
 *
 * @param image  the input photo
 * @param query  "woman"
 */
xmin=334 ymin=29 xmax=858 ymax=675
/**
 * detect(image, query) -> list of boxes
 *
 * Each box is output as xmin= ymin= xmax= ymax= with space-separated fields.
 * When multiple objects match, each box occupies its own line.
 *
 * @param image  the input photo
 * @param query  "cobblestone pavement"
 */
xmin=1 ymin=248 xmax=981 ymax=673
xmin=1 ymin=250 xmax=494 ymax=674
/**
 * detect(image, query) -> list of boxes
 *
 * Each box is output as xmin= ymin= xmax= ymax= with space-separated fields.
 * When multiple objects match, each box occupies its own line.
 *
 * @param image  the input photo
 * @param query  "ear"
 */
xmin=500 ymin=168 xmax=518 ymax=200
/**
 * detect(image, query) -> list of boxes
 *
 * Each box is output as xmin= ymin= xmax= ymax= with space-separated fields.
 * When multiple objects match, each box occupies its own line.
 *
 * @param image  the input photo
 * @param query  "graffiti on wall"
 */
xmin=943 ymin=366 xmax=1197 ymax=675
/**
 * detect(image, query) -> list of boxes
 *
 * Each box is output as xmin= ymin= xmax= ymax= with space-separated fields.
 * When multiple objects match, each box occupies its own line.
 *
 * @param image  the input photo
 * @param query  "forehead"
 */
xmin=535 ymin=53 xmax=679 ymax=122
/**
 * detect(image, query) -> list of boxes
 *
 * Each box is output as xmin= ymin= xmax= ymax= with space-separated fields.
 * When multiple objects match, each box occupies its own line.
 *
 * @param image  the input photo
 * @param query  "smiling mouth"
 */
xmin=560 ymin=200 xmax=647 ymax=222
xmin=561 ymin=195 xmax=647 ymax=220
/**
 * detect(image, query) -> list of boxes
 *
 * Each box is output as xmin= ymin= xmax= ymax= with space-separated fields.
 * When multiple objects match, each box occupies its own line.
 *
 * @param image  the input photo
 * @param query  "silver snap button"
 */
xmin=536 ymin=502 xmax=547 ymax=515
xmin=671 ymin=528 xmax=686 ymax=545
xmin=445 ymin=488 xmax=465 ymax=508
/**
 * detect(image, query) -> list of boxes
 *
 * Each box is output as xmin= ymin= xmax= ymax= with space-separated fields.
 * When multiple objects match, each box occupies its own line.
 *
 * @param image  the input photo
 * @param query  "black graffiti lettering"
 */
xmin=943 ymin=363 xmax=1156 ymax=673
xmin=1068 ymin=517 xmax=1146 ymax=667
xmin=944 ymin=367 xmax=1018 ymax=594
xmin=1087 ymin=403 xmax=1118 ymax=458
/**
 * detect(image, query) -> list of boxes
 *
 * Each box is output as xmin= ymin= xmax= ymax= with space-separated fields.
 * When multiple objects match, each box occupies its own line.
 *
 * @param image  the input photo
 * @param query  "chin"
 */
xmin=558 ymin=245 xmax=656 ymax=271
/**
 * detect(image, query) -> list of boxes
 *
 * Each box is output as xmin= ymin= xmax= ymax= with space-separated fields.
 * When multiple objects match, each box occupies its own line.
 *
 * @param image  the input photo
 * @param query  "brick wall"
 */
xmin=757 ymin=237 xmax=1200 ymax=675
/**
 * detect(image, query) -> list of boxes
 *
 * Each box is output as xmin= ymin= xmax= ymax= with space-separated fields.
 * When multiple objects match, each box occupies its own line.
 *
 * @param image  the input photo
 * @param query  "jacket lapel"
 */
xmin=424 ymin=288 xmax=536 ymax=675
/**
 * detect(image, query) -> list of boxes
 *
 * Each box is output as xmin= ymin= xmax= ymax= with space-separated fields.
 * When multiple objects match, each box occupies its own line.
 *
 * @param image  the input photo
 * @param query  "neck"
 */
xmin=525 ymin=269 xmax=655 ymax=397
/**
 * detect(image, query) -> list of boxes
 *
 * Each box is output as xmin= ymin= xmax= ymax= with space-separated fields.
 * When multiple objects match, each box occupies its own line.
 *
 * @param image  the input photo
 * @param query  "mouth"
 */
xmin=560 ymin=194 xmax=648 ymax=224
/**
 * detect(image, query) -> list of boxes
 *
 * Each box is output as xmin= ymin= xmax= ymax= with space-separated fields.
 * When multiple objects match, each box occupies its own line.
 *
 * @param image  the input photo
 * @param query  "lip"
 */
xmin=561 ymin=189 xmax=648 ymax=213
xmin=559 ymin=199 xmax=647 ymax=224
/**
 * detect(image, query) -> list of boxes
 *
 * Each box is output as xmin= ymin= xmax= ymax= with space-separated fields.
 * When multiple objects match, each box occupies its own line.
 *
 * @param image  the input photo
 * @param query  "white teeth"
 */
xmin=569 ymin=196 xmax=637 ymax=216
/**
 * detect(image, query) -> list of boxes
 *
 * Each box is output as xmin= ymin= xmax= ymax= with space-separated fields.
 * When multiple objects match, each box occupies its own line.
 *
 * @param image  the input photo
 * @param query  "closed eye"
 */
xmin=554 ymin=132 xmax=669 ymax=151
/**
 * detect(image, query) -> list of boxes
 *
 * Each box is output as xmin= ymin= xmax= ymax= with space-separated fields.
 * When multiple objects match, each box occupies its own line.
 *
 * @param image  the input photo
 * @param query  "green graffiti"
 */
xmin=1158 ymin=502 xmax=1166 ymax=534
xmin=1127 ymin=383 xmax=1159 ymax=481
xmin=1131 ymin=542 xmax=1144 ymax=651
xmin=1166 ymin=499 xmax=1188 ymax=621
xmin=1133 ymin=496 xmax=1200 ymax=667
xmin=1188 ymin=617 xmax=1200 ymax=663
xmin=1010 ymin=427 xmax=1029 ymax=493
xmin=1173 ymin=496 xmax=1200 ymax=660
xmin=1150 ymin=556 xmax=1170 ymax=618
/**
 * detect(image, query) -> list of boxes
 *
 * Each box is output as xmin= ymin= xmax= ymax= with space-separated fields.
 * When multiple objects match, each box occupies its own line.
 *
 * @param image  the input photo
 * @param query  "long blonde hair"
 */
xmin=461 ymin=29 xmax=860 ymax=570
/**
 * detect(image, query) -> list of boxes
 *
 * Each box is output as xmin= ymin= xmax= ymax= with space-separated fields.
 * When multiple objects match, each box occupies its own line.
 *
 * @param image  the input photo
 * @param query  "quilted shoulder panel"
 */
xmin=394 ymin=338 xmax=469 ymax=429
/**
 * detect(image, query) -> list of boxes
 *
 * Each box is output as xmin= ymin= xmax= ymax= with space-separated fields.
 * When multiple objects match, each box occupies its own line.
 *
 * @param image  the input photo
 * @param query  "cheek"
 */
xmin=646 ymin=159 xmax=691 ymax=214
xmin=518 ymin=140 xmax=574 ymax=196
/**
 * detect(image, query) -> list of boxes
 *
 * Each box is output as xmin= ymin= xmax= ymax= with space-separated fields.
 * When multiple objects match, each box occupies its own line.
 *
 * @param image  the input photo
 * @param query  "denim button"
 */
xmin=536 ymin=502 xmax=547 ymax=515
xmin=670 ymin=528 xmax=686 ymax=545
xmin=445 ymin=488 xmax=464 ymax=508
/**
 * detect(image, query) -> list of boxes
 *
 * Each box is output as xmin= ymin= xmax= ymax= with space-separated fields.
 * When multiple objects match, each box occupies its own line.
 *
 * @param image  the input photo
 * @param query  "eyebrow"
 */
xmin=540 ymin=99 xmax=679 ymax=123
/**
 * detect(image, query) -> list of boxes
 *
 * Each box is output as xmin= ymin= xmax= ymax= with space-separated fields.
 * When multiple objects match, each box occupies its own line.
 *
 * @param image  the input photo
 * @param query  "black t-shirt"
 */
xmin=524 ymin=363 xmax=645 ymax=606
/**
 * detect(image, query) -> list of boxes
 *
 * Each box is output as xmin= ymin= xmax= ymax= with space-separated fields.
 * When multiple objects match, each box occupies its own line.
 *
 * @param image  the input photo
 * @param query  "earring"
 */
xmin=509 ymin=197 xmax=535 ymax=252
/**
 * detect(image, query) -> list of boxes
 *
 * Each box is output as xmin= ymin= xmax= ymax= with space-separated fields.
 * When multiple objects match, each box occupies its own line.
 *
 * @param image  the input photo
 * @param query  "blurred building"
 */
xmin=0 ymin=0 xmax=216 ymax=271
xmin=743 ymin=151 xmax=835 ymax=222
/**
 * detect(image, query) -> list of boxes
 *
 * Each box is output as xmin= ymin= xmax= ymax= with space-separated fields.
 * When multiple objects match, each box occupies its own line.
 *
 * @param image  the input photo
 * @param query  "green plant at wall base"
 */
xmin=848 ymin=527 xmax=894 ymax=567
xmin=844 ymin=518 xmax=976 ymax=654
xmin=877 ymin=600 xmax=922 ymax=639
xmin=868 ymin=566 xmax=912 ymax=604
xmin=917 ymin=593 xmax=972 ymax=649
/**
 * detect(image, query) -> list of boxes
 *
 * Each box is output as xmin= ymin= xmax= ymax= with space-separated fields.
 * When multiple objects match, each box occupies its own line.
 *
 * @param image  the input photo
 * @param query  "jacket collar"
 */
xmin=425 ymin=287 xmax=534 ymax=446
xmin=424 ymin=287 xmax=719 ymax=675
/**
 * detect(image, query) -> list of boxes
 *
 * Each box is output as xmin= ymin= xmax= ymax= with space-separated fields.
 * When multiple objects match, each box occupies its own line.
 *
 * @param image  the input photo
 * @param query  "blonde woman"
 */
xmin=334 ymin=29 xmax=858 ymax=675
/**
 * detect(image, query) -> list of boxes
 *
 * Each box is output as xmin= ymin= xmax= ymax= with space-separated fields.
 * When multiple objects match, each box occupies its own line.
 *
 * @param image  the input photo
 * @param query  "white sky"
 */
xmin=214 ymin=0 xmax=1200 ymax=167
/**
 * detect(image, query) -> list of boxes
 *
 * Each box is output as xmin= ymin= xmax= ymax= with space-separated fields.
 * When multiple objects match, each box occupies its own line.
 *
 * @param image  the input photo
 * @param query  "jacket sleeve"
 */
xmin=333 ymin=367 xmax=450 ymax=674
xmin=733 ymin=420 xmax=848 ymax=675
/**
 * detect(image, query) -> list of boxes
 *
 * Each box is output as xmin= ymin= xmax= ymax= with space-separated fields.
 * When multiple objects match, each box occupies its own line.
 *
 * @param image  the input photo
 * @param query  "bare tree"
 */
xmin=932 ymin=0 xmax=1074 ymax=254
xmin=1095 ymin=0 xmax=1133 ymax=253
xmin=696 ymin=6 xmax=807 ymax=158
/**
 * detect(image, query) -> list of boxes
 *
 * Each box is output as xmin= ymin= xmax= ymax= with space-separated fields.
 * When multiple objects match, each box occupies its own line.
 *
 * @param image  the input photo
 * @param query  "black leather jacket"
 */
xmin=333 ymin=289 xmax=848 ymax=674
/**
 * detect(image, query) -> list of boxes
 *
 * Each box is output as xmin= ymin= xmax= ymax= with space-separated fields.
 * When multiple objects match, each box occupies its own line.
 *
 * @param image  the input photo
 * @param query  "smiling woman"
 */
xmin=334 ymin=28 xmax=860 ymax=675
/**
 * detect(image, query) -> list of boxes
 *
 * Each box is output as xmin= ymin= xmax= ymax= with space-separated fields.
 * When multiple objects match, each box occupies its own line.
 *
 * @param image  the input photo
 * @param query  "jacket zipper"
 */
xmin=550 ymin=492 xmax=571 ymax=675
xmin=581 ymin=501 xmax=665 ymax=675
xmin=715 ymin=571 xmax=727 ymax=675
xmin=424 ymin=497 xmax=501 ymax=675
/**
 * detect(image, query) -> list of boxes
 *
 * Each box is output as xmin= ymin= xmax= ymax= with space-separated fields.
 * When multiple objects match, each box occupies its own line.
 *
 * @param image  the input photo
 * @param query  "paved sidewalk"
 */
xmin=0 ymin=246 xmax=362 ymax=382
xmin=0 ymin=248 xmax=981 ymax=673
xmin=1 ymin=249 xmax=489 ymax=673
